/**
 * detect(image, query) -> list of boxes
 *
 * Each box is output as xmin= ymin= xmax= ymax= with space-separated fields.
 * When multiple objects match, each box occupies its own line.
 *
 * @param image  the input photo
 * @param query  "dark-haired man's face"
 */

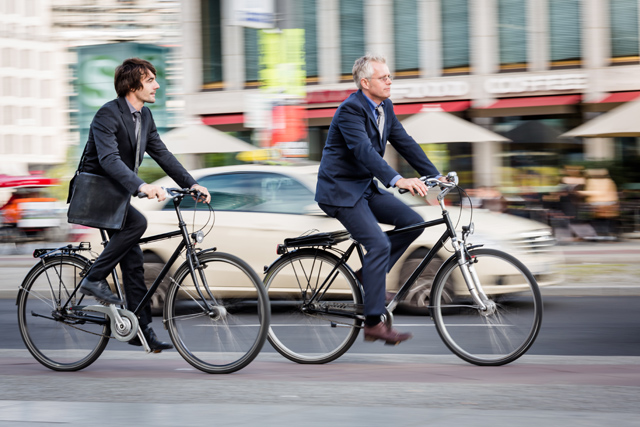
xmin=131 ymin=70 xmax=160 ymax=105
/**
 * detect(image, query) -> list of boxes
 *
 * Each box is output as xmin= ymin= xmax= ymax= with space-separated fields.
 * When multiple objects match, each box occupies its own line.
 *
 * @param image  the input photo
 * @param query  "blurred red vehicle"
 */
xmin=0 ymin=175 xmax=69 ymax=242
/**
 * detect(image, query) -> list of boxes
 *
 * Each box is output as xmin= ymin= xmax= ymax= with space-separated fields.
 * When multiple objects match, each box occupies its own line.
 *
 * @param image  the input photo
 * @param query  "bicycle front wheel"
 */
xmin=17 ymin=255 xmax=110 ymax=371
xmin=264 ymin=249 xmax=363 ymax=364
xmin=430 ymin=248 xmax=542 ymax=366
xmin=165 ymin=252 xmax=269 ymax=374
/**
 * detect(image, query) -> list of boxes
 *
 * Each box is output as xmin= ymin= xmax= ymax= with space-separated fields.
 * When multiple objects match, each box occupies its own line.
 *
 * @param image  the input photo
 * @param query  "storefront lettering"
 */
xmin=391 ymin=81 xmax=469 ymax=99
xmin=485 ymin=74 xmax=587 ymax=94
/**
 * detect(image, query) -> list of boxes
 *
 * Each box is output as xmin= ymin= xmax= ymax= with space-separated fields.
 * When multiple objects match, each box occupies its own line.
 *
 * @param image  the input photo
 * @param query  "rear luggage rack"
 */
xmin=278 ymin=230 xmax=351 ymax=253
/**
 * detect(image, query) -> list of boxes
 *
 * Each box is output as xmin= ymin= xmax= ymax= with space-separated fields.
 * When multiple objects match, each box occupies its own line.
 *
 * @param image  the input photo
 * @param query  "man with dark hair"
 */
xmin=316 ymin=54 xmax=445 ymax=345
xmin=76 ymin=58 xmax=211 ymax=352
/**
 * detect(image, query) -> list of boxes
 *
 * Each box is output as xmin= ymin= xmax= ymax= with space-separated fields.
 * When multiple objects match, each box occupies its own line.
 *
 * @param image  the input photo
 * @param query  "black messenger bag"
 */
xmin=67 ymin=171 xmax=131 ymax=230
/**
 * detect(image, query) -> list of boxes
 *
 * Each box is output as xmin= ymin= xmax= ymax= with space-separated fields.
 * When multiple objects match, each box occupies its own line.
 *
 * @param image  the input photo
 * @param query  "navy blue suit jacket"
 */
xmin=81 ymin=97 xmax=196 ymax=195
xmin=316 ymin=90 xmax=440 ymax=207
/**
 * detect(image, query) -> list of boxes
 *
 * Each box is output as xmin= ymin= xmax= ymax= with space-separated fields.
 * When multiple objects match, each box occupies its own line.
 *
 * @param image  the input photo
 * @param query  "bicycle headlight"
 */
xmin=192 ymin=230 xmax=205 ymax=243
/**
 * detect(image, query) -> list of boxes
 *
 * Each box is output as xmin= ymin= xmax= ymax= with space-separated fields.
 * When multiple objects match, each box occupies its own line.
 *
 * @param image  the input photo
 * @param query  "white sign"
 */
xmin=391 ymin=81 xmax=469 ymax=100
xmin=485 ymin=74 xmax=587 ymax=95
xmin=233 ymin=0 xmax=275 ymax=29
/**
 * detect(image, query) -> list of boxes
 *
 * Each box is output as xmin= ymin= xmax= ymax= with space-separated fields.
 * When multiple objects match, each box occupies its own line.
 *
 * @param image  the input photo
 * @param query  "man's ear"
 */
xmin=360 ymin=78 xmax=370 ymax=90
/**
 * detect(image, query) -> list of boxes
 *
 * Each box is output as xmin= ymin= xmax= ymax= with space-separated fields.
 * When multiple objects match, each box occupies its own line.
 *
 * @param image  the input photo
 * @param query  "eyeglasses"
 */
xmin=368 ymin=75 xmax=393 ymax=82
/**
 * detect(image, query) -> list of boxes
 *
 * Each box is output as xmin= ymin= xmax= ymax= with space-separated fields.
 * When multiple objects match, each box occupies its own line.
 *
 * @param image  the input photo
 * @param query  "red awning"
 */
xmin=201 ymin=114 xmax=244 ymax=126
xmin=482 ymin=95 xmax=582 ymax=109
xmin=393 ymin=101 xmax=470 ymax=114
xmin=202 ymin=100 xmax=471 ymax=125
xmin=307 ymin=100 xmax=470 ymax=119
xmin=597 ymin=91 xmax=640 ymax=103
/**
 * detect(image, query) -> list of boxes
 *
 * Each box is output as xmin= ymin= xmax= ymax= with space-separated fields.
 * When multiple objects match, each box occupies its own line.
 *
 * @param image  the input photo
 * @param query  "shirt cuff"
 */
xmin=137 ymin=183 xmax=147 ymax=192
xmin=390 ymin=175 xmax=402 ymax=187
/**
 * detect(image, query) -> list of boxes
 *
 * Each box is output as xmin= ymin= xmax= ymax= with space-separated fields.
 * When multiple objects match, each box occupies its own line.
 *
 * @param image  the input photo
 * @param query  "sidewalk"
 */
xmin=1 ymin=352 xmax=640 ymax=426
xmin=1 ymin=239 xmax=640 ymax=299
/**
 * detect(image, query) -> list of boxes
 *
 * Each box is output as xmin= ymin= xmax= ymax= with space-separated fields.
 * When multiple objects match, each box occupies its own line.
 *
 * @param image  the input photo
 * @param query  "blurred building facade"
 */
xmin=0 ymin=0 xmax=184 ymax=176
xmin=0 ymin=0 xmax=67 ymax=175
xmin=181 ymin=0 xmax=640 ymax=190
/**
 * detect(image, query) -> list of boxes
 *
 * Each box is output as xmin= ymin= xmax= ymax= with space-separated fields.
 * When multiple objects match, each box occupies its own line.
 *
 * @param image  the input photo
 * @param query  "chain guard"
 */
xmin=81 ymin=305 xmax=139 ymax=342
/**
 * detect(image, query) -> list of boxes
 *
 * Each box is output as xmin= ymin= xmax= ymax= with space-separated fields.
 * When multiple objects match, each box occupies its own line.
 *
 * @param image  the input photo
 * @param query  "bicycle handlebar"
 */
xmin=136 ymin=187 xmax=206 ymax=202
xmin=398 ymin=172 xmax=458 ymax=195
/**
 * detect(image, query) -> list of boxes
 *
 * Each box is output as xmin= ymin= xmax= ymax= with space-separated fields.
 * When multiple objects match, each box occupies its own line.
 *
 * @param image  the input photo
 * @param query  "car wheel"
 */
xmin=397 ymin=248 xmax=453 ymax=315
xmin=143 ymin=252 xmax=169 ymax=316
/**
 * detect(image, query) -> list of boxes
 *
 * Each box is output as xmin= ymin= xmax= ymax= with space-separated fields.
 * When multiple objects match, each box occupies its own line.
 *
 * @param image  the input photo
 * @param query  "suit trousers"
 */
xmin=86 ymin=205 xmax=151 ymax=327
xmin=319 ymin=185 xmax=424 ymax=316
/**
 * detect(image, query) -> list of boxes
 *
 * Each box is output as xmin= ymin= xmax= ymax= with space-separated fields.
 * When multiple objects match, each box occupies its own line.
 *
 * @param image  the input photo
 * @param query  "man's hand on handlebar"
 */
xmin=395 ymin=177 xmax=429 ymax=197
xmin=191 ymin=184 xmax=211 ymax=204
xmin=139 ymin=184 xmax=167 ymax=202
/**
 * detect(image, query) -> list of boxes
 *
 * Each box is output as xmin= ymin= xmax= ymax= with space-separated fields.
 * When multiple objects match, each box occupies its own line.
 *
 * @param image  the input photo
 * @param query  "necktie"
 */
xmin=376 ymin=104 xmax=385 ymax=141
xmin=133 ymin=111 xmax=141 ymax=173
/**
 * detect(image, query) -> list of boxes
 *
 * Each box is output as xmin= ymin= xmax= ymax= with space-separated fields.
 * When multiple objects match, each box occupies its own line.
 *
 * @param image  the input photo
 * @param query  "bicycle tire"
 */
xmin=17 ymin=255 xmax=110 ymax=371
xmin=164 ymin=251 xmax=269 ymax=374
xmin=430 ymin=248 xmax=543 ymax=366
xmin=264 ymin=249 xmax=363 ymax=364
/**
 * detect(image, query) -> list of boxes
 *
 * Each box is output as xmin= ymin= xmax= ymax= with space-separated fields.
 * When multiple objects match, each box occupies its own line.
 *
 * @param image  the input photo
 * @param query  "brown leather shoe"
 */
xmin=363 ymin=322 xmax=412 ymax=345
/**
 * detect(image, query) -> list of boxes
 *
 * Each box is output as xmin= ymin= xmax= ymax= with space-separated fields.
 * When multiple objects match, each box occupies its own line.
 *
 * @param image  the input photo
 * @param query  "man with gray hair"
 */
xmin=316 ymin=54 xmax=444 ymax=345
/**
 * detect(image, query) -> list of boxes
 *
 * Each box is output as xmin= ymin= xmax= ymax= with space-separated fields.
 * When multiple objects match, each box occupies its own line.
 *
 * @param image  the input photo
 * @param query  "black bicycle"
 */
xmin=17 ymin=187 xmax=270 ymax=374
xmin=263 ymin=173 xmax=543 ymax=366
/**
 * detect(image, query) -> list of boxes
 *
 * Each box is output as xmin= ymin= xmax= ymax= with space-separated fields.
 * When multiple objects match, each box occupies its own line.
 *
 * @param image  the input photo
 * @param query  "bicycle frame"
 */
xmin=294 ymin=183 xmax=490 ymax=320
xmin=103 ymin=193 xmax=216 ymax=318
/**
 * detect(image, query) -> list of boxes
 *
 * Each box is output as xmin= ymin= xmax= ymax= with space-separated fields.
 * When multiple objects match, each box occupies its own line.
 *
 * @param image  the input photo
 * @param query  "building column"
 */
xmin=366 ymin=0 xmax=393 ymax=67
xmin=420 ymin=0 xmax=441 ymax=78
xmin=222 ymin=0 xmax=245 ymax=91
xmin=582 ymin=0 xmax=609 ymax=102
xmin=585 ymin=138 xmax=616 ymax=160
xmin=182 ymin=0 xmax=203 ymax=100
xmin=470 ymin=0 xmax=498 ymax=105
xmin=317 ymin=0 xmax=340 ymax=85
xmin=528 ymin=0 xmax=548 ymax=72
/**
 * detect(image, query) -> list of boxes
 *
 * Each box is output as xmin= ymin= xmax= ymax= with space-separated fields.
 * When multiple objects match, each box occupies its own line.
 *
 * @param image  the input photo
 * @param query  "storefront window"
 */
xmin=394 ymin=0 xmax=419 ymax=75
xmin=549 ymin=0 xmax=582 ymax=67
xmin=441 ymin=0 xmax=470 ymax=73
xmin=244 ymin=27 xmax=259 ymax=84
xmin=289 ymin=0 xmax=318 ymax=79
xmin=201 ymin=0 xmax=223 ymax=87
xmin=340 ymin=0 xmax=365 ymax=77
xmin=498 ymin=0 xmax=527 ymax=70
xmin=610 ymin=0 xmax=640 ymax=63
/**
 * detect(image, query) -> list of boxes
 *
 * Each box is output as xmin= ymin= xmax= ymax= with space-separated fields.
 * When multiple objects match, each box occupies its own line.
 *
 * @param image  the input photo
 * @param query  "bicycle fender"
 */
xmin=428 ymin=252 xmax=461 ymax=304
xmin=15 ymin=253 xmax=93 ymax=306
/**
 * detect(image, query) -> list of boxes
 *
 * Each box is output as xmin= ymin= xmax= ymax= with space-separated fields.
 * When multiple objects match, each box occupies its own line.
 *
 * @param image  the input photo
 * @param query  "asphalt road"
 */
xmin=2 ymin=296 xmax=640 ymax=356
xmin=1 ymin=240 xmax=640 ymax=426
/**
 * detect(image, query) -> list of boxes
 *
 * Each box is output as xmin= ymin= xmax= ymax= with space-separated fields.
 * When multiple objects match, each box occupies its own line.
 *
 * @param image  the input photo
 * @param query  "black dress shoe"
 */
xmin=79 ymin=278 xmax=123 ymax=305
xmin=129 ymin=325 xmax=173 ymax=353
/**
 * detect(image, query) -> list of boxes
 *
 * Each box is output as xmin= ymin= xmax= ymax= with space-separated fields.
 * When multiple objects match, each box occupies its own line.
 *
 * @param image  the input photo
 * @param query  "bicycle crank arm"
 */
xmin=82 ymin=305 xmax=139 ymax=342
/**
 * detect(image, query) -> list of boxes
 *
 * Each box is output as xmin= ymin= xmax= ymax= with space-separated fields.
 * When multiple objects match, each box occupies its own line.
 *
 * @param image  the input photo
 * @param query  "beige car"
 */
xmin=86 ymin=163 xmax=561 ymax=314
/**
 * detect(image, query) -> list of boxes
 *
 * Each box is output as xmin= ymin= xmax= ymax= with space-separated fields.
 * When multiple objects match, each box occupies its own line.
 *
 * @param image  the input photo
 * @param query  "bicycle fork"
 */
xmin=451 ymin=240 xmax=495 ymax=314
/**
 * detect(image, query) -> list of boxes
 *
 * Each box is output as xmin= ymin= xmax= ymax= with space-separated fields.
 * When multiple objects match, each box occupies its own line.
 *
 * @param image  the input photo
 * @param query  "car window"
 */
xmin=163 ymin=172 xmax=316 ymax=214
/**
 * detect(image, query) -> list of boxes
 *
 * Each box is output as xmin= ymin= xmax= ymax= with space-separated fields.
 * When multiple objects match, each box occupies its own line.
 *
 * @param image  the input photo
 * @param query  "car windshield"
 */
xmin=166 ymin=171 xmax=316 ymax=214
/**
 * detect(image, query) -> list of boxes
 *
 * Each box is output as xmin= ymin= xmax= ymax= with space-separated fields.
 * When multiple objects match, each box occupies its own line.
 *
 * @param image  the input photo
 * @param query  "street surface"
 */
xmin=0 ymin=240 xmax=639 ymax=426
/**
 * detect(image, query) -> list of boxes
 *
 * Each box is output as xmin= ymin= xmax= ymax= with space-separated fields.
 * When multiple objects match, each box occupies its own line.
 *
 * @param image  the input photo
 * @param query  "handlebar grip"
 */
xmin=136 ymin=192 xmax=148 ymax=199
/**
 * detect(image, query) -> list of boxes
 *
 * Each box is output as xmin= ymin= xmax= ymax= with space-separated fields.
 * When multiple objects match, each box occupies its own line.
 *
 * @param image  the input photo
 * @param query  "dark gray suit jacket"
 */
xmin=81 ymin=97 xmax=196 ymax=195
xmin=315 ymin=90 xmax=439 ymax=208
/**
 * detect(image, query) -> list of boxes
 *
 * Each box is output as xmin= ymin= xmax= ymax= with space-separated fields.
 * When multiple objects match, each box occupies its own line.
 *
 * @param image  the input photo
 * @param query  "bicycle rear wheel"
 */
xmin=17 ymin=255 xmax=110 ymax=371
xmin=430 ymin=248 xmax=542 ymax=366
xmin=264 ymin=249 xmax=363 ymax=364
xmin=165 ymin=252 xmax=269 ymax=374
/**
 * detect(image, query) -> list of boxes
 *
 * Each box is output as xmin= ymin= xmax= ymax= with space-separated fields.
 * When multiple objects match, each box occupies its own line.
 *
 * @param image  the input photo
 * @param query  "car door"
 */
xmin=145 ymin=171 xmax=340 ymax=277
